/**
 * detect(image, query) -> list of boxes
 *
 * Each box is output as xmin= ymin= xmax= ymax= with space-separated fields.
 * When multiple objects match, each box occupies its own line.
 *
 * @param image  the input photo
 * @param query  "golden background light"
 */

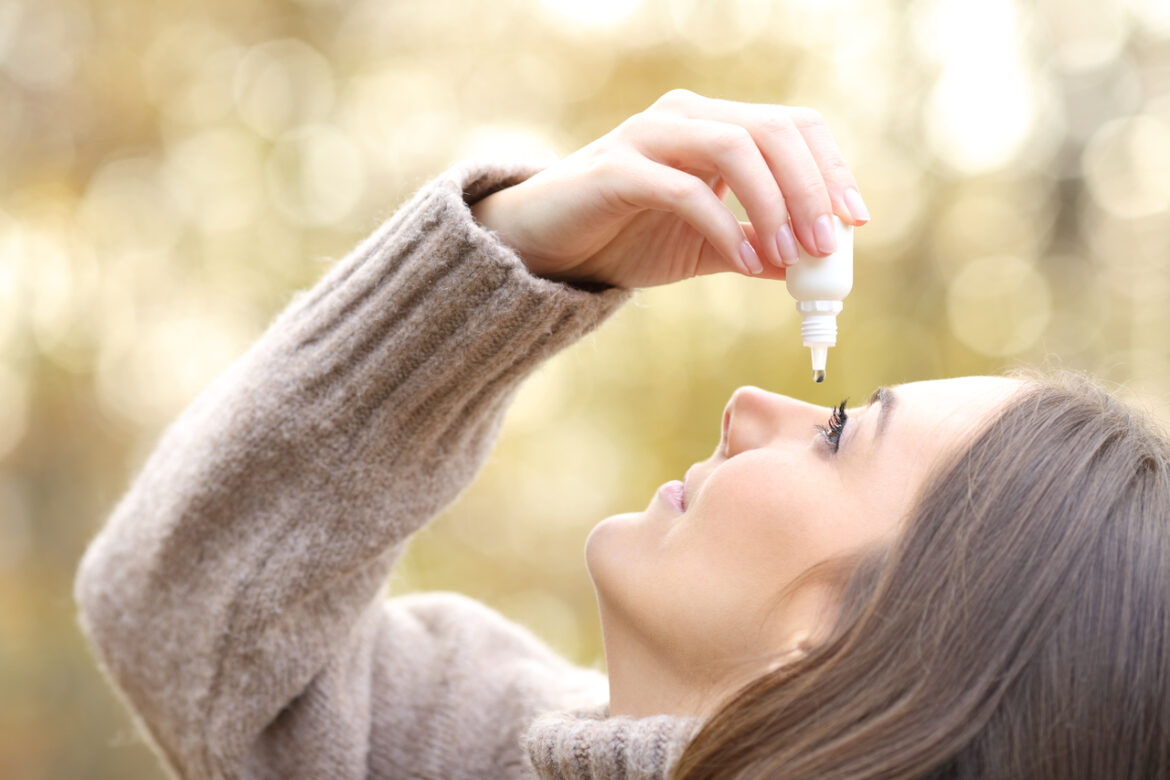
xmin=1 ymin=0 xmax=1167 ymax=776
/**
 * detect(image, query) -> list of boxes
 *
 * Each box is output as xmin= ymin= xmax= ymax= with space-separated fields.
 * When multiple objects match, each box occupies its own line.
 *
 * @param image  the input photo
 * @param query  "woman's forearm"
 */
xmin=73 ymin=158 xmax=631 ymax=777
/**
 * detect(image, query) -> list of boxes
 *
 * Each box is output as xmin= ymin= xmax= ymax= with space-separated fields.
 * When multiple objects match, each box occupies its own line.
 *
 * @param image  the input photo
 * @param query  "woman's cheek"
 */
xmin=701 ymin=458 xmax=823 ymax=563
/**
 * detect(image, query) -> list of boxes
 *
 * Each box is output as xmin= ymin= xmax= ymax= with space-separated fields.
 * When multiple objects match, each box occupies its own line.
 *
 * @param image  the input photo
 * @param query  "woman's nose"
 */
xmin=720 ymin=386 xmax=824 ymax=457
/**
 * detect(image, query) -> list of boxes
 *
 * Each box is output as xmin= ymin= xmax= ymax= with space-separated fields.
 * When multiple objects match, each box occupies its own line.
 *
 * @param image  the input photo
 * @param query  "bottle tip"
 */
xmin=813 ymin=369 xmax=826 ymax=383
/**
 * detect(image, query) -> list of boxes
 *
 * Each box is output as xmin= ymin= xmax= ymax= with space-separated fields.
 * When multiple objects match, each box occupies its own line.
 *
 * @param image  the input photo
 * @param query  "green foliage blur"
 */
xmin=2 ymin=0 xmax=1168 ymax=776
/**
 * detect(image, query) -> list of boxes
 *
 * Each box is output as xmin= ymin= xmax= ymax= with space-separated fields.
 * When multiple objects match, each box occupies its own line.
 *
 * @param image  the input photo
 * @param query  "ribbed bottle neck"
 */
xmin=795 ymin=300 xmax=842 ymax=347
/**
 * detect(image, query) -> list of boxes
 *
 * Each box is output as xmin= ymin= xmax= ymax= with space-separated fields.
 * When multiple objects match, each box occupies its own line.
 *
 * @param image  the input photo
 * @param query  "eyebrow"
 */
xmin=869 ymin=386 xmax=898 ymax=441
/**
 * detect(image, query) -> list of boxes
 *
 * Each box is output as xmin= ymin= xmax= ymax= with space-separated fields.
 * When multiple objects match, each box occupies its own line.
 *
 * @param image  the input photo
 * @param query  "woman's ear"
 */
xmin=766 ymin=631 xmax=813 ymax=673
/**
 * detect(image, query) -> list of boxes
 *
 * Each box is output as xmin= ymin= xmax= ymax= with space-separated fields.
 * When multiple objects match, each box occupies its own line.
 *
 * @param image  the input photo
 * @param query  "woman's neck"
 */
xmin=598 ymin=608 xmax=743 ymax=719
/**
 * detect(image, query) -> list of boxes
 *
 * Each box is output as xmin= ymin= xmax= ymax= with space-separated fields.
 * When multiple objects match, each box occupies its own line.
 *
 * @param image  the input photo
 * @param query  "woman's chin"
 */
xmin=584 ymin=512 xmax=644 ymax=585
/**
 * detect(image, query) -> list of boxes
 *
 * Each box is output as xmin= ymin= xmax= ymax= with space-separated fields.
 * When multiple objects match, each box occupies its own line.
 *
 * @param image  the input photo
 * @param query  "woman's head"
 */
xmin=660 ymin=371 xmax=1170 ymax=778
xmin=585 ymin=375 xmax=1021 ymax=716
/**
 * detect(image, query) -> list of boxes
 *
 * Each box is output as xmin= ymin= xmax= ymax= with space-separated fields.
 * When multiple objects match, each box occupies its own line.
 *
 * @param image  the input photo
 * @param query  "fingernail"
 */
xmin=844 ymin=188 xmax=869 ymax=223
xmin=813 ymin=215 xmax=837 ymax=255
xmin=739 ymin=239 xmax=764 ymax=274
xmin=775 ymin=223 xmax=800 ymax=265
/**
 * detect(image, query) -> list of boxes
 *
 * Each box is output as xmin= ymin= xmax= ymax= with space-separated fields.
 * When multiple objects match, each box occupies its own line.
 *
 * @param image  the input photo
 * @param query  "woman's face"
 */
xmin=585 ymin=376 xmax=1021 ymax=704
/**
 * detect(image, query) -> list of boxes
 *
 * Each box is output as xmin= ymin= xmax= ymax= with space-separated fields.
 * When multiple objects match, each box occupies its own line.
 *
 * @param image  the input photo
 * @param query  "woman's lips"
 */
xmin=658 ymin=463 xmax=701 ymax=513
xmin=658 ymin=480 xmax=686 ymax=512
xmin=683 ymin=464 xmax=698 ymax=510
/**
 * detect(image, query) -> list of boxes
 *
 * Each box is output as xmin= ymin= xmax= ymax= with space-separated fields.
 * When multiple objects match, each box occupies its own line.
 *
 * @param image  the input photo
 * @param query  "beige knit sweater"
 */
xmin=74 ymin=159 xmax=706 ymax=779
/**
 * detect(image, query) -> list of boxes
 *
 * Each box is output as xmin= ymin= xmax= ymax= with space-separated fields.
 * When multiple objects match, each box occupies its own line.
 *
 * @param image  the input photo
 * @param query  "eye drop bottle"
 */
xmin=784 ymin=216 xmax=853 ymax=383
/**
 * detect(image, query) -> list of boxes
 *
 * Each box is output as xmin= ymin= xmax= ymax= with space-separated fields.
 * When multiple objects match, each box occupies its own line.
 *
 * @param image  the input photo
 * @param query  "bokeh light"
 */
xmin=0 ymin=0 xmax=90 ymax=92
xmin=234 ymin=39 xmax=335 ymax=139
xmin=164 ymin=128 xmax=264 ymax=232
xmin=1082 ymin=113 xmax=1170 ymax=219
xmin=918 ymin=0 xmax=1051 ymax=174
xmin=946 ymin=254 xmax=1053 ymax=357
xmin=266 ymin=124 xmax=366 ymax=226
xmin=3 ymin=1 xmax=1167 ymax=777
xmin=542 ymin=0 xmax=644 ymax=28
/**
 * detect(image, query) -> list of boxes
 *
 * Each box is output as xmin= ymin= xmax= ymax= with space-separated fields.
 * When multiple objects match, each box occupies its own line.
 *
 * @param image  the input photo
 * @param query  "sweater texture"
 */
xmin=74 ymin=158 xmax=705 ymax=779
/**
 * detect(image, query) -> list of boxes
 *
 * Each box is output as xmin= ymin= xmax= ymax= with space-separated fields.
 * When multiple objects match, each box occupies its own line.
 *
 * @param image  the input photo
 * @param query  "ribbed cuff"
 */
xmin=524 ymin=702 xmax=705 ymax=780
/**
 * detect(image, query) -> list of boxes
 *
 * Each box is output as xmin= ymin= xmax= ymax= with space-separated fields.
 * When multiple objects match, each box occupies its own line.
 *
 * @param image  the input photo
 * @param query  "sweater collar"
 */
xmin=523 ymin=702 xmax=705 ymax=780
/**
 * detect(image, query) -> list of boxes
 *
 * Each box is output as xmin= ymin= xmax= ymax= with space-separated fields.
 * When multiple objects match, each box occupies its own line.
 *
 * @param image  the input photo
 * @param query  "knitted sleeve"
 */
xmin=73 ymin=159 xmax=632 ymax=779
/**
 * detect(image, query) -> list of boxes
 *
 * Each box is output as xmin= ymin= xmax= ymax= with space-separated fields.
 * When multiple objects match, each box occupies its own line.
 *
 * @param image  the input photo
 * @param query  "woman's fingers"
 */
xmin=621 ymin=112 xmax=791 ymax=268
xmin=693 ymin=220 xmax=786 ymax=280
xmin=646 ymin=89 xmax=864 ymax=258
xmin=710 ymin=177 xmax=731 ymax=201
xmin=600 ymin=153 xmax=765 ymax=276
xmin=791 ymin=107 xmax=868 ymax=224
xmin=750 ymin=109 xmax=836 ymax=258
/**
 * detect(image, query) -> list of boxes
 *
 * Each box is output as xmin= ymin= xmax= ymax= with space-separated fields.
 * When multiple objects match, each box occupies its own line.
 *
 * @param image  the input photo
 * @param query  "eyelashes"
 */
xmin=816 ymin=399 xmax=848 ymax=453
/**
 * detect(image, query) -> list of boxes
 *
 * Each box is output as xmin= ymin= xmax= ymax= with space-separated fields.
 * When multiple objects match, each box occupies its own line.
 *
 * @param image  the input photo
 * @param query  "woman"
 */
xmin=74 ymin=89 xmax=1170 ymax=778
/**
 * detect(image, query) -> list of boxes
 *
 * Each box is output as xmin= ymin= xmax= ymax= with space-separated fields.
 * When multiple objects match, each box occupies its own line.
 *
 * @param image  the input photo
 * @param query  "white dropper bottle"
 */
xmin=784 ymin=215 xmax=854 ymax=383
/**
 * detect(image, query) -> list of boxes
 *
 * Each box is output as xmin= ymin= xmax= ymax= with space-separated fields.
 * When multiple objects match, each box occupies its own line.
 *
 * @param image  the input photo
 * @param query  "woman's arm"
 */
xmin=75 ymin=88 xmax=866 ymax=778
xmin=73 ymin=158 xmax=630 ymax=778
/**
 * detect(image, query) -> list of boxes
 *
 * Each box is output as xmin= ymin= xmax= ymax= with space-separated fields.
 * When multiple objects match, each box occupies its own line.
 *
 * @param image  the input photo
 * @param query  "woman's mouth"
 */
xmin=658 ymin=480 xmax=686 ymax=512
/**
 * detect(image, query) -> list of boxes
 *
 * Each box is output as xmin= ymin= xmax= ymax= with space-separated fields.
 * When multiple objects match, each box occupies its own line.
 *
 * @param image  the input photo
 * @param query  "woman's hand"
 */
xmin=470 ymin=89 xmax=869 ymax=290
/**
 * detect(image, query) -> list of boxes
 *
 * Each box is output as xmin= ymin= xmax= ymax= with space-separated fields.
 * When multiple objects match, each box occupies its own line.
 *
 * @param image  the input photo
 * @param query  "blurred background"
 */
xmin=2 ymin=0 xmax=1168 ymax=776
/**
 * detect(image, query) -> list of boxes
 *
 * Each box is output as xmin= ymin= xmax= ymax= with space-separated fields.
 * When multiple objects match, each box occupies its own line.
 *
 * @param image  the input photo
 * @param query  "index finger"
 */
xmin=789 ymin=107 xmax=869 ymax=225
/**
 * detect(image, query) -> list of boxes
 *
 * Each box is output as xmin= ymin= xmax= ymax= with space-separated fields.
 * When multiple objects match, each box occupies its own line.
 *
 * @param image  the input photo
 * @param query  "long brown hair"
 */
xmin=674 ymin=372 xmax=1170 ymax=779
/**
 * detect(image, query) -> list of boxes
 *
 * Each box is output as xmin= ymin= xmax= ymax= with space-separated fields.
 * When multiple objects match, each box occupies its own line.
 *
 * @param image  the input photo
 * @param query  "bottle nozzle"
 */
xmin=809 ymin=344 xmax=828 ymax=383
